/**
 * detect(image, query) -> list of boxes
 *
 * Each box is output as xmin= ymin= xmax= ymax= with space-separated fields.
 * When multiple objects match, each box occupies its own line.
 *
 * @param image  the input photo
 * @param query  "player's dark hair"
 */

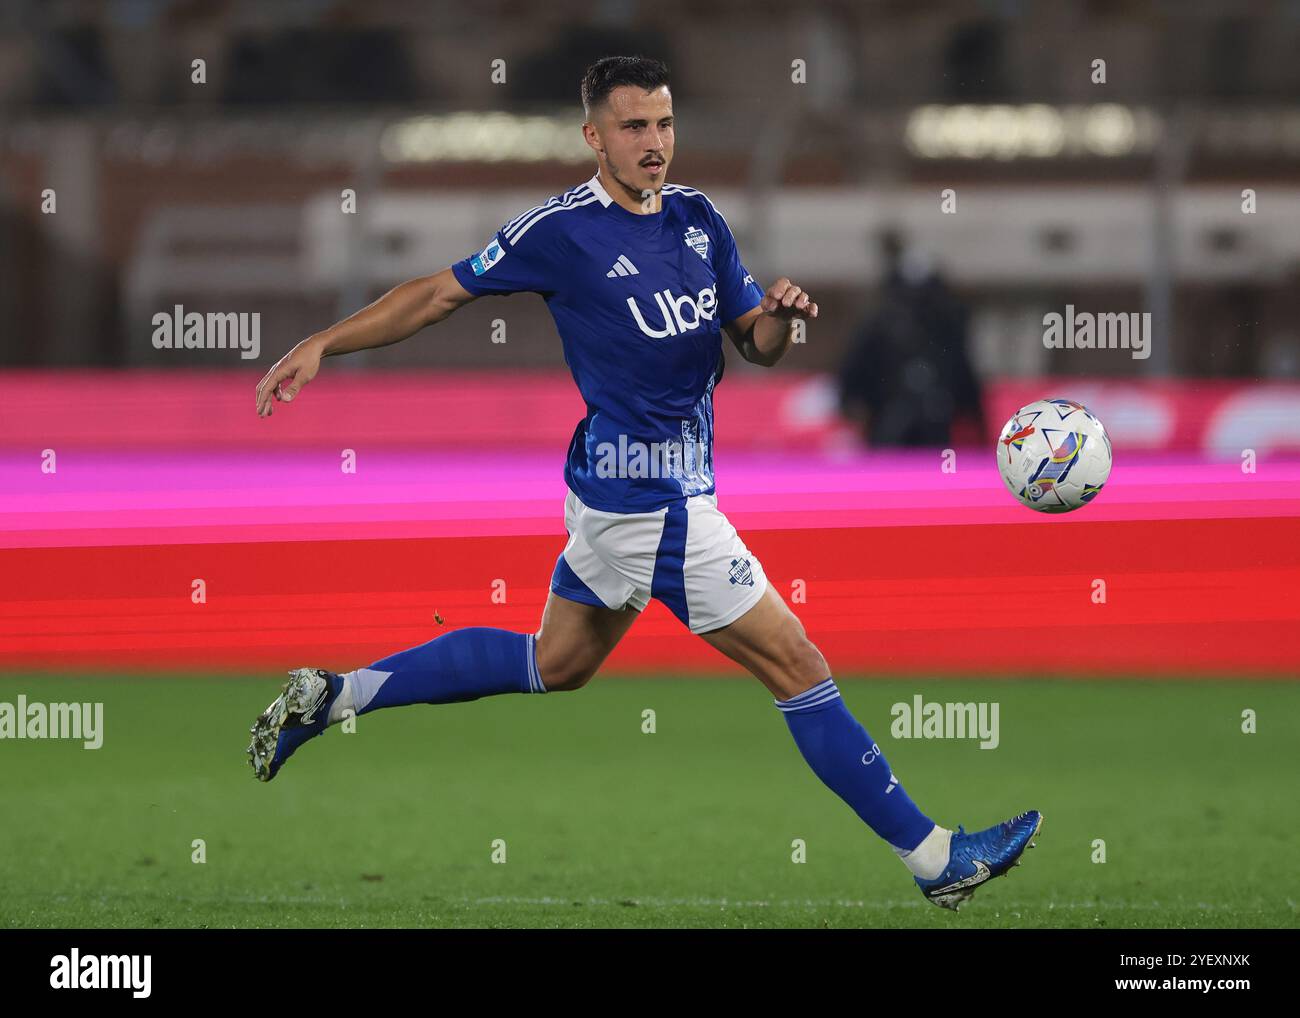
xmin=580 ymin=56 xmax=670 ymax=116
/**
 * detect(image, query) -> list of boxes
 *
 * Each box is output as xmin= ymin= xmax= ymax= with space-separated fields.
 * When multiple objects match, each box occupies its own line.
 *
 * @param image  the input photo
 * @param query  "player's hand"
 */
xmin=760 ymin=277 xmax=818 ymax=321
xmin=255 ymin=337 xmax=323 ymax=417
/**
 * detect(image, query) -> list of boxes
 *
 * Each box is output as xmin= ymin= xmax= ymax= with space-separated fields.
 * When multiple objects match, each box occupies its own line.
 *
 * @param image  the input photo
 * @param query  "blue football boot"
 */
xmin=247 ymin=668 xmax=343 ymax=782
xmin=915 ymin=810 xmax=1043 ymax=911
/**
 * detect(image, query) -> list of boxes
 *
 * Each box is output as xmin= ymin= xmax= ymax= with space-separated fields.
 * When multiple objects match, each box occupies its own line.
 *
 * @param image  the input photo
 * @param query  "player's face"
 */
xmin=588 ymin=85 xmax=674 ymax=200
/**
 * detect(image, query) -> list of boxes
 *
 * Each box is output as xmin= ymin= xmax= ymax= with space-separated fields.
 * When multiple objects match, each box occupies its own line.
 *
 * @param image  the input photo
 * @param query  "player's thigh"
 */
xmin=698 ymin=584 xmax=828 ymax=700
xmin=533 ymin=590 xmax=639 ymax=692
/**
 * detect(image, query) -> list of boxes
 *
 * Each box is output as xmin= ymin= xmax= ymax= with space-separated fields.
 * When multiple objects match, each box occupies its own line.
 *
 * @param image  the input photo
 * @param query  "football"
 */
xmin=996 ymin=398 xmax=1113 ymax=512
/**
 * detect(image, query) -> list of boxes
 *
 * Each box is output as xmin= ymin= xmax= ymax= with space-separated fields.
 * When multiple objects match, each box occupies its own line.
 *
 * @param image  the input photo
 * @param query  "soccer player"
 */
xmin=247 ymin=56 xmax=1040 ymax=911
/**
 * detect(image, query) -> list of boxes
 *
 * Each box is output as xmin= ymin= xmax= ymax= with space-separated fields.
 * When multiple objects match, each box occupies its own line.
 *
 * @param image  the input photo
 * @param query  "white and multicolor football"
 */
xmin=996 ymin=398 xmax=1112 ymax=513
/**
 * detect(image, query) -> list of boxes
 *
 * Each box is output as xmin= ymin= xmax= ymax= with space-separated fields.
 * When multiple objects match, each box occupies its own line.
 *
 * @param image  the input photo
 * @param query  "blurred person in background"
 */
xmin=839 ymin=231 xmax=985 ymax=447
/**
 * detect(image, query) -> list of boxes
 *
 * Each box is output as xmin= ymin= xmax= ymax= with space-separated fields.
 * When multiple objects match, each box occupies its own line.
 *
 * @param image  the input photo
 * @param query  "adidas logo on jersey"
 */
xmin=627 ymin=286 xmax=718 ymax=339
xmin=606 ymin=255 xmax=639 ymax=278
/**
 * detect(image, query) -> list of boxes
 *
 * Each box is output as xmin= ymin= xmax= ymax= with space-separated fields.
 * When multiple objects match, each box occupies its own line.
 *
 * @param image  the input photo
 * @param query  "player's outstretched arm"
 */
xmin=723 ymin=277 xmax=818 ymax=368
xmin=255 ymin=267 xmax=476 ymax=416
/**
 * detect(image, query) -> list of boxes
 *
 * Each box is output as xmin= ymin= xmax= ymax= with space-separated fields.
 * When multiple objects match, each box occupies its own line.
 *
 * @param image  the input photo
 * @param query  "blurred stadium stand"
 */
xmin=3 ymin=2 xmax=1299 ymax=676
xmin=2 ymin=0 xmax=1299 ymax=383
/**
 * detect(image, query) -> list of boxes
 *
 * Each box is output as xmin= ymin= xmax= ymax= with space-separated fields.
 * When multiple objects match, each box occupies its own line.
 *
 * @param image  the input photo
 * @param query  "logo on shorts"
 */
xmin=728 ymin=557 xmax=754 ymax=587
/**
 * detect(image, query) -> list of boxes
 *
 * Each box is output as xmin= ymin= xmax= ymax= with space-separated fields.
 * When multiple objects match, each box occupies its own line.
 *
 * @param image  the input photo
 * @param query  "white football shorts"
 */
xmin=550 ymin=488 xmax=768 ymax=634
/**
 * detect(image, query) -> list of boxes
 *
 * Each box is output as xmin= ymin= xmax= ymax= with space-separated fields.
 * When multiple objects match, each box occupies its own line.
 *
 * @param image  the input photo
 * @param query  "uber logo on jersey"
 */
xmin=627 ymin=286 xmax=717 ymax=338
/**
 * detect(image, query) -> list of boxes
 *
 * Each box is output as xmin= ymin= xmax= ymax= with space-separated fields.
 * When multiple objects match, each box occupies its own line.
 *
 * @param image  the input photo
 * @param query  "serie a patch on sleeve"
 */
xmin=470 ymin=238 xmax=508 ymax=275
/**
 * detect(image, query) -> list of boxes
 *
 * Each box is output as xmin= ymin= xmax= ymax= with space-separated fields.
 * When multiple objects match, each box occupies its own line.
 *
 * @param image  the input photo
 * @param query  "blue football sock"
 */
xmin=336 ymin=628 xmax=545 ymax=717
xmin=777 ymin=678 xmax=935 ymax=851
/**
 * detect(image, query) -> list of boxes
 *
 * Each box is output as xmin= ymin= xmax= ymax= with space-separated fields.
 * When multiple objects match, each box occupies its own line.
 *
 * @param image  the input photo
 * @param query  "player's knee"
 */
xmin=534 ymin=642 xmax=598 ymax=692
xmin=539 ymin=662 xmax=597 ymax=692
xmin=781 ymin=626 xmax=829 ymax=688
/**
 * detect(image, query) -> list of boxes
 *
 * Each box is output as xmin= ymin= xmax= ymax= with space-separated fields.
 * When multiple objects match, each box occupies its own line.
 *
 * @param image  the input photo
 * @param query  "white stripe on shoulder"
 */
xmin=504 ymin=185 xmax=593 ymax=243
xmin=502 ymin=185 xmax=589 ymax=238
xmin=663 ymin=184 xmax=729 ymax=225
xmin=502 ymin=184 xmax=591 ymax=235
xmin=510 ymin=192 xmax=601 ymax=243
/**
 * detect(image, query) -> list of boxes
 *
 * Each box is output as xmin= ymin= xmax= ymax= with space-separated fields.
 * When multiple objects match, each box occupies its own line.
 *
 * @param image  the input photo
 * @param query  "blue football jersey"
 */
xmin=451 ymin=174 xmax=765 ymax=513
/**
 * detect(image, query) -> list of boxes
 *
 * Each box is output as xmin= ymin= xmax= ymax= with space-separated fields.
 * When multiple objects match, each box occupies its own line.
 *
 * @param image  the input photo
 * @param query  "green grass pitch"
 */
xmin=1 ymin=675 xmax=1296 ymax=929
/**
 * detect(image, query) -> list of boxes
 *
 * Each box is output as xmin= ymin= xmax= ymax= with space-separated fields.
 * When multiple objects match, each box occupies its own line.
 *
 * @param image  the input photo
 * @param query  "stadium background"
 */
xmin=1 ymin=1 xmax=1297 ymax=929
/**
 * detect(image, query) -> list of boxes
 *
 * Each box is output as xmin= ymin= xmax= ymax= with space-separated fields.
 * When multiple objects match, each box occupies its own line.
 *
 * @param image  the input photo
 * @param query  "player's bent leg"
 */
xmin=246 ymin=591 xmax=639 ymax=781
xmin=699 ymin=583 xmax=1042 ymax=910
xmin=533 ymin=590 xmax=640 ymax=692
xmin=246 ymin=620 xmax=539 ymax=783
xmin=247 ymin=484 xmax=648 ymax=781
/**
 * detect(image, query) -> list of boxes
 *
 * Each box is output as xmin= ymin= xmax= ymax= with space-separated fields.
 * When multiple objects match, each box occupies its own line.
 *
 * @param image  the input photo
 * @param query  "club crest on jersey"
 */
xmin=684 ymin=226 xmax=710 ymax=261
xmin=470 ymin=239 xmax=506 ymax=276
xmin=728 ymin=557 xmax=754 ymax=587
